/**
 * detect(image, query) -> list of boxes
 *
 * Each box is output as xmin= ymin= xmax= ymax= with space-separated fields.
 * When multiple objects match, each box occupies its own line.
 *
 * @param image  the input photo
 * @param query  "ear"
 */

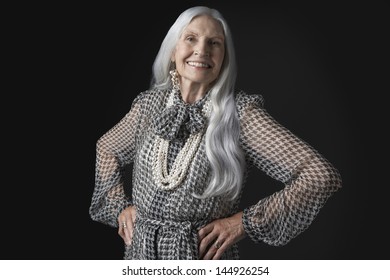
xmin=170 ymin=50 xmax=176 ymax=62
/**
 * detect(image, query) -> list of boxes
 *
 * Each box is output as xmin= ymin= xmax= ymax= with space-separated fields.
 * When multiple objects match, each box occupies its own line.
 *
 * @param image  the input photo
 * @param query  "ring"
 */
xmin=122 ymin=222 xmax=127 ymax=228
xmin=214 ymin=240 xmax=221 ymax=249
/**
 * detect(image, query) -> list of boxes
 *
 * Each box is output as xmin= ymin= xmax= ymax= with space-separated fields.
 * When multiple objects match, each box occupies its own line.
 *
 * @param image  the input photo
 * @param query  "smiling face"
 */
xmin=172 ymin=15 xmax=225 ymax=93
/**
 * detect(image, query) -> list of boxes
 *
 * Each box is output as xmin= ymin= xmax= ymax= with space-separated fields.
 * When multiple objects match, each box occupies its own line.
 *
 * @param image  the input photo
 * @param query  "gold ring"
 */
xmin=122 ymin=222 xmax=127 ymax=228
xmin=214 ymin=240 xmax=221 ymax=249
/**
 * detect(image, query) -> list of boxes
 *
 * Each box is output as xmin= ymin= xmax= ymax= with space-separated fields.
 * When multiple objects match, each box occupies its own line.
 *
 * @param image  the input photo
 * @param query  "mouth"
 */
xmin=187 ymin=61 xmax=211 ymax=68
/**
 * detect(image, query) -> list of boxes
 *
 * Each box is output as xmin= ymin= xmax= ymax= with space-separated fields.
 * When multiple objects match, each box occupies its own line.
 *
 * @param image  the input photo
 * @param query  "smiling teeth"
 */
xmin=188 ymin=61 xmax=210 ymax=68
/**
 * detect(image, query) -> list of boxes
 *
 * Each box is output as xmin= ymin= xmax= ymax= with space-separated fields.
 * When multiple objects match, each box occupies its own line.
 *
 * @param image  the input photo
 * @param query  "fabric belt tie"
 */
xmin=138 ymin=218 xmax=202 ymax=260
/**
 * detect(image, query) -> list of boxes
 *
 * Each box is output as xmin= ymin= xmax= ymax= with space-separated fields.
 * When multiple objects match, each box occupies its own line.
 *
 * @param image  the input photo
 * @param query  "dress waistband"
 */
xmin=136 ymin=217 xmax=206 ymax=260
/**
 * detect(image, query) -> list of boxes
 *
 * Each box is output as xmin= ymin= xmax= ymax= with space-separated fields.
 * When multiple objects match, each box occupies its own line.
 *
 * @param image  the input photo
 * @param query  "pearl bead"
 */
xmin=152 ymin=90 xmax=211 ymax=190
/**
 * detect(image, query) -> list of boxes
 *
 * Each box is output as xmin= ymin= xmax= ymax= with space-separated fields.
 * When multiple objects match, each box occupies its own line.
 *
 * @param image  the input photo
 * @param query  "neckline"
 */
xmin=173 ymin=89 xmax=210 ymax=108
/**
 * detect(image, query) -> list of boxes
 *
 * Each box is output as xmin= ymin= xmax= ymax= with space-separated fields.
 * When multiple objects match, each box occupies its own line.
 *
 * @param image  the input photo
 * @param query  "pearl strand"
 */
xmin=152 ymin=90 xmax=211 ymax=191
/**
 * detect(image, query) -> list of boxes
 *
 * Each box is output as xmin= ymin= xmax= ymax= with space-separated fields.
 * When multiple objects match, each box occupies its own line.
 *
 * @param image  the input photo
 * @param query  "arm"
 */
xmin=89 ymin=94 xmax=145 ymax=228
xmin=238 ymin=93 xmax=342 ymax=246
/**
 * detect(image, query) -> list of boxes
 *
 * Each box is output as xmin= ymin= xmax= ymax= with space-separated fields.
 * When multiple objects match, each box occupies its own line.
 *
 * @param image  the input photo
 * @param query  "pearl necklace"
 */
xmin=152 ymin=90 xmax=211 ymax=191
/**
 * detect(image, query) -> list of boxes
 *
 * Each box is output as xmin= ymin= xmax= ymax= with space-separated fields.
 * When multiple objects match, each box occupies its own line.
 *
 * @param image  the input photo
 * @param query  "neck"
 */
xmin=180 ymin=85 xmax=210 ymax=104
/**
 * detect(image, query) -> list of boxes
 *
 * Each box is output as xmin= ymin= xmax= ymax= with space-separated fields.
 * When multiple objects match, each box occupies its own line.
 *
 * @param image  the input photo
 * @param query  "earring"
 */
xmin=169 ymin=69 xmax=180 ymax=91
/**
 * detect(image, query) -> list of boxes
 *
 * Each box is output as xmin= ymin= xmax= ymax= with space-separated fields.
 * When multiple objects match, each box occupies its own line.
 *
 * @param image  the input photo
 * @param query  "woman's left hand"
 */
xmin=198 ymin=211 xmax=246 ymax=259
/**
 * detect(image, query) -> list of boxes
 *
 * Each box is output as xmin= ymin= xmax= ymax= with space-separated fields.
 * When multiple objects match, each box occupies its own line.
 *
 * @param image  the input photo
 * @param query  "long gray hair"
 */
xmin=151 ymin=6 xmax=245 ymax=200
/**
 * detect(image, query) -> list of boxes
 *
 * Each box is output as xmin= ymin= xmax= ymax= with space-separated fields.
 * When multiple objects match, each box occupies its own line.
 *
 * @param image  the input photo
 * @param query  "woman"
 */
xmin=89 ymin=6 xmax=342 ymax=260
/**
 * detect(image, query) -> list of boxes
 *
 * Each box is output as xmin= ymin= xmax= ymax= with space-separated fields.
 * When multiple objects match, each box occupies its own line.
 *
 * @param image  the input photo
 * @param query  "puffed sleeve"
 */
xmin=89 ymin=92 xmax=148 ymax=228
xmin=236 ymin=91 xmax=342 ymax=246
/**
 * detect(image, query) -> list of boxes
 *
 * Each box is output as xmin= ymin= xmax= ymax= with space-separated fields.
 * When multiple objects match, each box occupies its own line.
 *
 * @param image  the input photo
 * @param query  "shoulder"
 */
xmin=130 ymin=88 xmax=169 ymax=111
xmin=235 ymin=89 xmax=265 ymax=113
xmin=132 ymin=88 xmax=167 ymax=104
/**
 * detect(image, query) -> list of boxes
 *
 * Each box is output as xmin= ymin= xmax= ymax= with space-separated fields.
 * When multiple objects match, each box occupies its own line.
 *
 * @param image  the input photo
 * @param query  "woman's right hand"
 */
xmin=118 ymin=206 xmax=137 ymax=246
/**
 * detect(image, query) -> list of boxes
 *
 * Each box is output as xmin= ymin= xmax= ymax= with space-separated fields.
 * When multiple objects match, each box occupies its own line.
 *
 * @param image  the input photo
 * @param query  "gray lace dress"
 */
xmin=89 ymin=88 xmax=342 ymax=260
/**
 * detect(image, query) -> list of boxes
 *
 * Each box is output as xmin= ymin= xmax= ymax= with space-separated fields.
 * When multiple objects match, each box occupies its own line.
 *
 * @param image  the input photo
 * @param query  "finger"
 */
xmin=212 ymin=239 xmax=228 ymax=260
xmin=198 ymin=223 xmax=221 ymax=258
xmin=202 ymin=238 xmax=224 ymax=260
xmin=199 ymin=232 xmax=219 ymax=259
xmin=123 ymin=220 xmax=134 ymax=246
xmin=118 ymin=221 xmax=127 ymax=242
xmin=117 ymin=219 xmax=132 ymax=245
xmin=198 ymin=224 xmax=213 ymax=240
xmin=128 ymin=207 xmax=137 ymax=243
xmin=117 ymin=206 xmax=137 ymax=245
xmin=131 ymin=208 xmax=137 ymax=224
xmin=118 ymin=226 xmax=125 ymax=240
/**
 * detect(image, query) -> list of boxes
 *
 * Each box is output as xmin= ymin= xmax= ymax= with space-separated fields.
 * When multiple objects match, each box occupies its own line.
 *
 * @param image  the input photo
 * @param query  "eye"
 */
xmin=186 ymin=36 xmax=195 ymax=42
xmin=209 ymin=40 xmax=222 ymax=47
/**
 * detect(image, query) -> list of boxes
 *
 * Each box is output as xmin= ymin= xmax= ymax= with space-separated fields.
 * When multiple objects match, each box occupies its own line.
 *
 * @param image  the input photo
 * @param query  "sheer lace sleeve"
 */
xmin=237 ymin=91 xmax=342 ymax=246
xmin=89 ymin=93 xmax=147 ymax=228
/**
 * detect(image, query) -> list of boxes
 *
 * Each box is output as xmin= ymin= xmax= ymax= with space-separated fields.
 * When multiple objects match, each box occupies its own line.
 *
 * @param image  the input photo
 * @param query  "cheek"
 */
xmin=175 ymin=45 xmax=192 ymax=60
xmin=214 ymin=55 xmax=225 ymax=71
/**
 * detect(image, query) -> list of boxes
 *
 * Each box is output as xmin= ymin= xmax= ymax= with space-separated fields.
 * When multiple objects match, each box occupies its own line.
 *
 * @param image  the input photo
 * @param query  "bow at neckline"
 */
xmin=153 ymin=90 xmax=210 ymax=140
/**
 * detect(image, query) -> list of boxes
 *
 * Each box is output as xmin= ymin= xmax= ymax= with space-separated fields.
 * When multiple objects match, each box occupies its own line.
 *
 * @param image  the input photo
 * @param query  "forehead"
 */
xmin=183 ymin=15 xmax=225 ymax=38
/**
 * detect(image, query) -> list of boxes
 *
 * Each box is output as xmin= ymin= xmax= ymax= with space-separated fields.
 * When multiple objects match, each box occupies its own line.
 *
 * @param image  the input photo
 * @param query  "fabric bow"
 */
xmin=153 ymin=102 xmax=206 ymax=140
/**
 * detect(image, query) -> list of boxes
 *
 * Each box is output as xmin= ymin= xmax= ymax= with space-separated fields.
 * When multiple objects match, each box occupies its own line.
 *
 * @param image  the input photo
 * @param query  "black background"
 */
xmin=3 ymin=1 xmax=387 ymax=260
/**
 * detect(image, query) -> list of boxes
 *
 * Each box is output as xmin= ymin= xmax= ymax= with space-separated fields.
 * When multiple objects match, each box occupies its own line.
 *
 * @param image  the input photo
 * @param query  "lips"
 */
xmin=187 ymin=61 xmax=211 ymax=68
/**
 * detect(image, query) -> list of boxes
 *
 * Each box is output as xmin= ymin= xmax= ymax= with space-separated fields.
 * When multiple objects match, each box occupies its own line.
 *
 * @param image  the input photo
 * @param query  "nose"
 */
xmin=194 ymin=40 xmax=210 ymax=57
xmin=194 ymin=50 xmax=210 ymax=57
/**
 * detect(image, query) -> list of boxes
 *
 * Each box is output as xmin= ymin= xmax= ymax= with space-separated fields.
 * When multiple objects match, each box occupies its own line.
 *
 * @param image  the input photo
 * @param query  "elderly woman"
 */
xmin=89 ymin=6 xmax=342 ymax=260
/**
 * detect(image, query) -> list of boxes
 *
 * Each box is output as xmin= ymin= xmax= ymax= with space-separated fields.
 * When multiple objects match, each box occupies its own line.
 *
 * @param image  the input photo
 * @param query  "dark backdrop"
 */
xmin=3 ymin=1 xmax=387 ymax=260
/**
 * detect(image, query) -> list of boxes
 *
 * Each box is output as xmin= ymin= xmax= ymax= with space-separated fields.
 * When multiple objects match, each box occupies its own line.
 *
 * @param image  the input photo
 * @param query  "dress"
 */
xmin=89 ymin=88 xmax=342 ymax=260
